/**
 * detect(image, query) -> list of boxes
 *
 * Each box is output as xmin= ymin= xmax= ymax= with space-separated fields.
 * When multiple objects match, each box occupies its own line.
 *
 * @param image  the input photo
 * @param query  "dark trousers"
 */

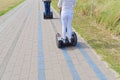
xmin=44 ymin=1 xmax=51 ymax=15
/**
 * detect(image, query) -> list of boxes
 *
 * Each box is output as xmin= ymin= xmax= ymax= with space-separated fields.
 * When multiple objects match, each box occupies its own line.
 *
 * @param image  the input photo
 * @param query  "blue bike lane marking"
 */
xmin=38 ymin=0 xmax=45 ymax=80
xmin=77 ymin=43 xmax=107 ymax=80
xmin=62 ymin=48 xmax=81 ymax=80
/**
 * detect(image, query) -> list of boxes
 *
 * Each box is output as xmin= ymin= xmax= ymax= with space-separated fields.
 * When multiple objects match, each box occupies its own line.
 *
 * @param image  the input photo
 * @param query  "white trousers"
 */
xmin=61 ymin=11 xmax=73 ymax=40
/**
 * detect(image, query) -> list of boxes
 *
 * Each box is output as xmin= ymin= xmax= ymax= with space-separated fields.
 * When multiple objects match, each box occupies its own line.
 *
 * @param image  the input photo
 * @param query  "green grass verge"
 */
xmin=51 ymin=0 xmax=120 ymax=75
xmin=95 ymin=0 xmax=120 ymax=35
xmin=0 ymin=0 xmax=24 ymax=16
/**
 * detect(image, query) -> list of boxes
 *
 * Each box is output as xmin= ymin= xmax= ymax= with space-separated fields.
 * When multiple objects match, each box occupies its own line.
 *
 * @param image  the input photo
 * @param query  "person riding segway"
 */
xmin=42 ymin=0 xmax=53 ymax=19
xmin=56 ymin=0 xmax=77 ymax=48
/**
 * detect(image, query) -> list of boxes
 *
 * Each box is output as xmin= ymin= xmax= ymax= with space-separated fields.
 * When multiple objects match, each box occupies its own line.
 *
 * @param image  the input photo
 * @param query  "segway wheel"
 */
xmin=71 ymin=32 xmax=77 ymax=46
xmin=50 ymin=12 xmax=53 ymax=19
xmin=56 ymin=33 xmax=62 ymax=48
xmin=58 ymin=40 xmax=62 ymax=48
xmin=44 ymin=12 xmax=46 ymax=19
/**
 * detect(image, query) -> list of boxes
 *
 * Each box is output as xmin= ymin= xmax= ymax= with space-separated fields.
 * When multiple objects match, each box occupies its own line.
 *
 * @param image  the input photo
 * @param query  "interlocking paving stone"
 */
xmin=0 ymin=0 xmax=119 ymax=80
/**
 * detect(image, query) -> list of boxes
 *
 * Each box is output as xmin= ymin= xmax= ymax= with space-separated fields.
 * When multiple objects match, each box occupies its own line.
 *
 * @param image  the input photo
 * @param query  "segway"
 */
xmin=43 ymin=1 xmax=53 ymax=19
xmin=56 ymin=31 xmax=77 ymax=48
xmin=56 ymin=9 xmax=77 ymax=48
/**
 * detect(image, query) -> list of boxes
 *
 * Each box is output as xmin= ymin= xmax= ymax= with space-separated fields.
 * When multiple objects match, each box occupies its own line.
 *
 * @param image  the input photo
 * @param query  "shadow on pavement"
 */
xmin=62 ymin=41 xmax=90 ymax=51
xmin=52 ymin=17 xmax=60 ymax=19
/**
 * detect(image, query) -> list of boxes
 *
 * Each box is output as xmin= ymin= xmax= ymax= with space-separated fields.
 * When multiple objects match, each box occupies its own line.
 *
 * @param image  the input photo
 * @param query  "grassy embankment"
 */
xmin=51 ymin=0 xmax=120 ymax=75
xmin=0 ymin=0 xmax=24 ymax=16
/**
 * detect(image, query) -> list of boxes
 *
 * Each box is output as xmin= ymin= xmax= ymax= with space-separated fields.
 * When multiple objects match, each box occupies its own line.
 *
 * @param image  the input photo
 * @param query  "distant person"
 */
xmin=58 ymin=0 xmax=76 ymax=43
xmin=42 ymin=0 xmax=51 ymax=15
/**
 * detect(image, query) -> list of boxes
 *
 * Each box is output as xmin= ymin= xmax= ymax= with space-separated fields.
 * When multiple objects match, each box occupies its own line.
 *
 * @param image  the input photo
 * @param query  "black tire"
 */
xmin=50 ymin=12 xmax=53 ymax=19
xmin=71 ymin=32 xmax=77 ymax=46
xmin=44 ymin=12 xmax=46 ymax=19
xmin=56 ymin=33 xmax=62 ymax=48
xmin=58 ymin=40 xmax=62 ymax=48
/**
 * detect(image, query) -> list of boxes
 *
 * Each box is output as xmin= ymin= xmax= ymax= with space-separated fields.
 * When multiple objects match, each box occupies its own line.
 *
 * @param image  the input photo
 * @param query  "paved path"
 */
xmin=0 ymin=0 xmax=119 ymax=80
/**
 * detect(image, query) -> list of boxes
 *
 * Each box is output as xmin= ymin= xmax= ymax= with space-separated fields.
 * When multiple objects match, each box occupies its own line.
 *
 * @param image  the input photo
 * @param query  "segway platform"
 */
xmin=56 ymin=32 xmax=77 ymax=48
xmin=44 ymin=12 xmax=53 ymax=19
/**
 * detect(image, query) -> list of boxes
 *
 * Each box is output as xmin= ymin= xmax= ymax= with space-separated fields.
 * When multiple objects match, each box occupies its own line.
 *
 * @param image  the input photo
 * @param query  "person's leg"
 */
xmin=45 ymin=2 xmax=50 ymax=15
xmin=44 ymin=1 xmax=47 ymax=15
xmin=61 ymin=13 xmax=67 ymax=42
xmin=47 ymin=2 xmax=50 ymax=15
xmin=67 ymin=12 xmax=73 ymax=42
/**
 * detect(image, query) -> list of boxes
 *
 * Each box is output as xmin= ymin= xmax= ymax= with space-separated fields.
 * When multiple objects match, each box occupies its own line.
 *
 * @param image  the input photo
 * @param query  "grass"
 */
xmin=95 ymin=0 xmax=120 ymax=35
xmin=0 ymin=0 xmax=24 ymax=16
xmin=51 ymin=0 xmax=120 ymax=75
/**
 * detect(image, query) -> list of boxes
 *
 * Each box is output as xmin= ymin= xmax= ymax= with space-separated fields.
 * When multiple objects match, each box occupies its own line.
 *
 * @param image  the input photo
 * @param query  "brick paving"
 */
xmin=0 ymin=0 xmax=119 ymax=80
